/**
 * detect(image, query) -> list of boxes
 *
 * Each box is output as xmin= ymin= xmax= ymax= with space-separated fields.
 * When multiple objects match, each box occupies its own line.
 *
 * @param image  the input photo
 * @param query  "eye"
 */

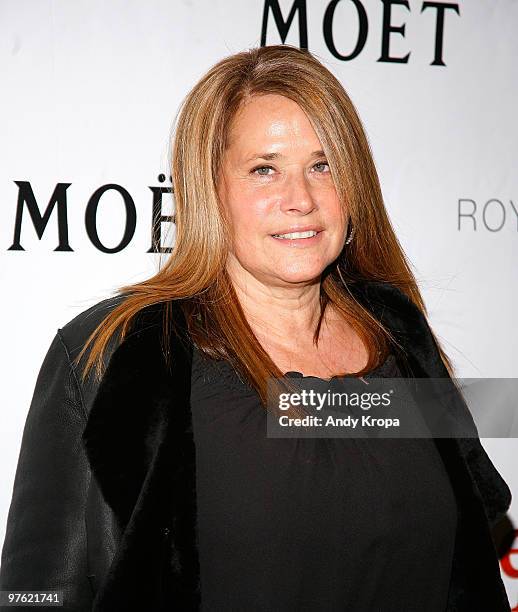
xmin=250 ymin=161 xmax=330 ymax=176
xmin=314 ymin=161 xmax=330 ymax=173
xmin=251 ymin=165 xmax=274 ymax=176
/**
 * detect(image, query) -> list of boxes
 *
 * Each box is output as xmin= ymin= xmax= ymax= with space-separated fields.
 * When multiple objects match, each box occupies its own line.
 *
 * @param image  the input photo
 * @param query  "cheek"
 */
xmin=328 ymin=201 xmax=347 ymax=236
xmin=228 ymin=192 xmax=271 ymax=238
xmin=329 ymin=195 xmax=345 ymax=219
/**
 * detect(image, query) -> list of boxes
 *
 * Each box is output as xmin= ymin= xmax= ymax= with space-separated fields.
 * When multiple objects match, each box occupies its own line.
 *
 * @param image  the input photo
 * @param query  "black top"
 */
xmin=190 ymin=349 xmax=458 ymax=612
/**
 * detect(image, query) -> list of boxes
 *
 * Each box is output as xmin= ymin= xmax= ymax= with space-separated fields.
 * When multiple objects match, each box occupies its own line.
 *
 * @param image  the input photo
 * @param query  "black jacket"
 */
xmin=0 ymin=280 xmax=512 ymax=611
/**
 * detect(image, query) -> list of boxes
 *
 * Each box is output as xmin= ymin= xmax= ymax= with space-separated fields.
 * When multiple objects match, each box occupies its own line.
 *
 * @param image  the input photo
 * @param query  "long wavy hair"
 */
xmin=75 ymin=44 xmax=455 ymax=408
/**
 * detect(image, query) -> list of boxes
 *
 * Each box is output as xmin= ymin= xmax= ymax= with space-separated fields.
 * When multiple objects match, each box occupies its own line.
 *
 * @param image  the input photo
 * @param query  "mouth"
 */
xmin=270 ymin=229 xmax=322 ymax=240
xmin=270 ymin=229 xmax=324 ymax=246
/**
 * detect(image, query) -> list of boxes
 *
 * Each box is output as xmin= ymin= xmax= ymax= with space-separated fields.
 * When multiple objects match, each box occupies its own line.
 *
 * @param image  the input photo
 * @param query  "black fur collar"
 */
xmin=81 ymin=279 xmax=512 ymax=610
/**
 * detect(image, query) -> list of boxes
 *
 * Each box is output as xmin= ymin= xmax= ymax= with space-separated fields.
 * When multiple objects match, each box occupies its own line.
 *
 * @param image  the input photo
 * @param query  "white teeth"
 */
xmin=272 ymin=230 xmax=319 ymax=239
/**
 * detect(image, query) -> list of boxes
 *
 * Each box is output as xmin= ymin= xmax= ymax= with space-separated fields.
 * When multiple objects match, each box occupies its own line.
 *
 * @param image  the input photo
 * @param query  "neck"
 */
xmin=226 ymin=262 xmax=325 ymax=348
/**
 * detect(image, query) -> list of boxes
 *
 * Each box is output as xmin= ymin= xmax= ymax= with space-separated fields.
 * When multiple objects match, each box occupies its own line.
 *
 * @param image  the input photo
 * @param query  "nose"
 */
xmin=279 ymin=173 xmax=317 ymax=215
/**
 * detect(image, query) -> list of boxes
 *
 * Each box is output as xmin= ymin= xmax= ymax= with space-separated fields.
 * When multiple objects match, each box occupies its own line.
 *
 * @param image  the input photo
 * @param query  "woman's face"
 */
xmin=218 ymin=93 xmax=347 ymax=288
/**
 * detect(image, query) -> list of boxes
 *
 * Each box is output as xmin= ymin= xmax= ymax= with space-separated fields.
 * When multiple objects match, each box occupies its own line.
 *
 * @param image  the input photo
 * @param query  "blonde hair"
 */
xmin=75 ymin=44 xmax=454 ymax=408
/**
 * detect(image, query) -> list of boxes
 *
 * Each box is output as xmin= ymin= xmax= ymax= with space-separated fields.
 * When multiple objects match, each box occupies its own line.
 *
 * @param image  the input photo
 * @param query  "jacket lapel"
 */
xmin=348 ymin=280 xmax=511 ymax=528
xmin=81 ymin=279 xmax=511 ymax=610
xmin=82 ymin=301 xmax=199 ymax=609
xmin=348 ymin=281 xmax=511 ymax=610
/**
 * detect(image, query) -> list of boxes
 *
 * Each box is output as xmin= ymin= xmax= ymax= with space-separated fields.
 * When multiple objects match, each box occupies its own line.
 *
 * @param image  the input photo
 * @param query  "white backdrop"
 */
xmin=1 ymin=0 xmax=517 ymax=605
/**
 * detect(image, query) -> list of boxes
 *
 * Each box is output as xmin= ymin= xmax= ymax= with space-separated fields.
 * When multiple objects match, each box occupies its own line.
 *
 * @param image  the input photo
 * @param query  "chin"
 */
xmin=273 ymin=266 xmax=325 ymax=284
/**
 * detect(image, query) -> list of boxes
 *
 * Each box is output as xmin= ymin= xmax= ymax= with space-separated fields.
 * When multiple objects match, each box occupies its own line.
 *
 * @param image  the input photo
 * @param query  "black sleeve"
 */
xmin=0 ymin=330 xmax=94 ymax=611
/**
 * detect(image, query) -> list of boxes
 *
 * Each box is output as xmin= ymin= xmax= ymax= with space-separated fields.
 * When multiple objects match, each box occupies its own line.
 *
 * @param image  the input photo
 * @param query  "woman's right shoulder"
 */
xmin=57 ymin=294 xmax=129 ymax=364
xmin=41 ymin=294 xmax=136 ymax=420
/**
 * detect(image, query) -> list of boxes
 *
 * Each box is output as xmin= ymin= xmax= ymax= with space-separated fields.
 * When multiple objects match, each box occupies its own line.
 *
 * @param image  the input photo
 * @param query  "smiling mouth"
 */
xmin=271 ymin=230 xmax=322 ymax=240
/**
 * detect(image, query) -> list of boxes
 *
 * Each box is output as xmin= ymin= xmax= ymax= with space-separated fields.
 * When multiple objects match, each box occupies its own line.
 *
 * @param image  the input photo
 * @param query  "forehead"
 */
xmin=226 ymin=94 xmax=319 ymax=153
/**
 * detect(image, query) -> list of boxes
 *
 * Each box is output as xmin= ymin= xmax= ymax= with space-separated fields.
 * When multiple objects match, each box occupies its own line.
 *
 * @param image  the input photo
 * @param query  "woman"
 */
xmin=0 ymin=45 xmax=512 ymax=611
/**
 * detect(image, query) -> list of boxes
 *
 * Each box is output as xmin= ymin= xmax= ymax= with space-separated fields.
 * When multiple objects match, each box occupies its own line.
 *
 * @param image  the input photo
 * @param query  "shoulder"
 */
xmin=57 ymin=294 xmax=188 ymax=370
xmin=57 ymin=294 xmax=130 ymax=365
xmin=348 ymin=279 xmax=425 ymax=325
xmin=55 ymin=294 xmax=172 ymax=417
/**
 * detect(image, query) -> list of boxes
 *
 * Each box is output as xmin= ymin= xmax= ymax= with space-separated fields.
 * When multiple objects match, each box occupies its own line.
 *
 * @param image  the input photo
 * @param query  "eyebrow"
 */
xmin=245 ymin=150 xmax=326 ymax=162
